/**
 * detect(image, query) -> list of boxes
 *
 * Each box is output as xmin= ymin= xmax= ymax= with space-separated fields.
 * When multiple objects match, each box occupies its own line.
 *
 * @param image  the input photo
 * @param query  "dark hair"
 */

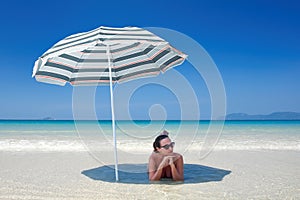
xmin=153 ymin=135 xmax=169 ymax=151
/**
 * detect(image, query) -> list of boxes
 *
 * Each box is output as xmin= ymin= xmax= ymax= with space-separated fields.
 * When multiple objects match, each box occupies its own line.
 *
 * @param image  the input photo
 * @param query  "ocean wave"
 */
xmin=210 ymin=144 xmax=300 ymax=151
xmin=0 ymin=139 xmax=86 ymax=152
xmin=0 ymin=139 xmax=299 ymax=152
xmin=188 ymin=140 xmax=300 ymax=151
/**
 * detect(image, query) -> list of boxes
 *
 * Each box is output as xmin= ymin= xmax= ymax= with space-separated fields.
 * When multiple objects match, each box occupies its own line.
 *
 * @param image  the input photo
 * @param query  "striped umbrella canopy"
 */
xmin=33 ymin=26 xmax=186 ymax=85
xmin=32 ymin=26 xmax=187 ymax=181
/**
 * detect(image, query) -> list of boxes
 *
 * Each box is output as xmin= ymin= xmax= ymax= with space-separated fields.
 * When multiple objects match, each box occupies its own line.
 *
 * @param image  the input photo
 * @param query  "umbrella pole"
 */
xmin=107 ymin=45 xmax=119 ymax=181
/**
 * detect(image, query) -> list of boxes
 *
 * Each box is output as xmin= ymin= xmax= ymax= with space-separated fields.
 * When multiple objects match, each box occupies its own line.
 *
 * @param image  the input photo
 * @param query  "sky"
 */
xmin=0 ymin=0 xmax=299 ymax=120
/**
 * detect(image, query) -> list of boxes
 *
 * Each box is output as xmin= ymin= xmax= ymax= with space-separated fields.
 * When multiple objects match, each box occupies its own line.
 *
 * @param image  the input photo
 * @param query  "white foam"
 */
xmin=0 ymin=139 xmax=87 ymax=152
xmin=0 ymin=138 xmax=299 ymax=152
xmin=188 ymin=139 xmax=300 ymax=151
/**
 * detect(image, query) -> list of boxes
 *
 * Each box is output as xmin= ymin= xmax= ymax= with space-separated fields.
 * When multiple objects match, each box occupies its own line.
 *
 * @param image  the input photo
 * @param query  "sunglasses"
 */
xmin=161 ymin=142 xmax=175 ymax=150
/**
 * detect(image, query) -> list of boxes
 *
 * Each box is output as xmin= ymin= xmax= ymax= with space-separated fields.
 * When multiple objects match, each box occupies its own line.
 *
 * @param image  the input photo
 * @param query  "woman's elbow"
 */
xmin=149 ymin=177 xmax=159 ymax=181
xmin=173 ymin=176 xmax=184 ymax=181
xmin=148 ymin=174 xmax=158 ymax=181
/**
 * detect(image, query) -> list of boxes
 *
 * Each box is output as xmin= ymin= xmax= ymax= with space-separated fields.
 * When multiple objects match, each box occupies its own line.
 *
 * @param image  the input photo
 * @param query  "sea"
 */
xmin=0 ymin=120 xmax=299 ymax=153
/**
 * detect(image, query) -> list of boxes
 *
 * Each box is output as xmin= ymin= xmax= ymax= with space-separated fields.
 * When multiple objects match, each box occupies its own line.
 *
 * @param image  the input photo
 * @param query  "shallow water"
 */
xmin=0 ymin=120 xmax=299 ymax=152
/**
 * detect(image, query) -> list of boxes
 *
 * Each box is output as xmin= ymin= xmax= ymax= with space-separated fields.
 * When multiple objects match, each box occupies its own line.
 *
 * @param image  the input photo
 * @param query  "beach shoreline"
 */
xmin=0 ymin=150 xmax=299 ymax=199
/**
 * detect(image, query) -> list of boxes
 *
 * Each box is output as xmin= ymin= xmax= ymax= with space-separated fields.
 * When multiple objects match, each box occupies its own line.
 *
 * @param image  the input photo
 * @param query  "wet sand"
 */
xmin=0 ymin=150 xmax=299 ymax=199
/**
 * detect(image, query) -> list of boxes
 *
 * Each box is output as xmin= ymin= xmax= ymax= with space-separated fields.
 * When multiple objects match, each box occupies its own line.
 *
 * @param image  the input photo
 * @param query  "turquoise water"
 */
xmin=0 ymin=120 xmax=299 ymax=152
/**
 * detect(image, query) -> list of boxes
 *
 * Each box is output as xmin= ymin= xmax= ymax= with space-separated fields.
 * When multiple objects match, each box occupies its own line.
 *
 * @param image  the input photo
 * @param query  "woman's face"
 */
xmin=158 ymin=137 xmax=174 ymax=155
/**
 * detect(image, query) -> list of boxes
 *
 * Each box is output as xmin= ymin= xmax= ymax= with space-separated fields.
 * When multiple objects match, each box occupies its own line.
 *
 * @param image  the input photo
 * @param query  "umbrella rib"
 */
xmin=35 ymin=71 xmax=69 ymax=82
xmin=65 ymin=27 xmax=100 ymax=40
xmin=53 ymin=32 xmax=100 ymax=49
xmin=160 ymin=55 xmax=185 ymax=71
xmin=100 ymin=26 xmax=144 ymax=31
xmin=42 ymin=39 xmax=99 ymax=58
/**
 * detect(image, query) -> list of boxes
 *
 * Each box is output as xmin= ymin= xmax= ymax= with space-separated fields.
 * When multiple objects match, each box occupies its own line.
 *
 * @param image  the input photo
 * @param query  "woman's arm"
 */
xmin=169 ymin=155 xmax=184 ymax=181
xmin=148 ymin=156 xmax=169 ymax=181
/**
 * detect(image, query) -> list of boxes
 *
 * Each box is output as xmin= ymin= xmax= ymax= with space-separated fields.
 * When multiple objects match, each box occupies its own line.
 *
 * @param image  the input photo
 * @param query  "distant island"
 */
xmin=225 ymin=112 xmax=300 ymax=120
xmin=41 ymin=117 xmax=55 ymax=120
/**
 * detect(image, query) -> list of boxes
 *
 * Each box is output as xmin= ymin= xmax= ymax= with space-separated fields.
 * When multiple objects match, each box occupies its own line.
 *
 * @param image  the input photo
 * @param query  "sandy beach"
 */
xmin=0 ymin=150 xmax=299 ymax=199
xmin=1 ymin=0 xmax=300 ymax=199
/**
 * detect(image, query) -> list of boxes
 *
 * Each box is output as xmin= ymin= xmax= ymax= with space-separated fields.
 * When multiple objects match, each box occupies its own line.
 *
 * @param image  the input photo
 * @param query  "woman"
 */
xmin=148 ymin=131 xmax=184 ymax=181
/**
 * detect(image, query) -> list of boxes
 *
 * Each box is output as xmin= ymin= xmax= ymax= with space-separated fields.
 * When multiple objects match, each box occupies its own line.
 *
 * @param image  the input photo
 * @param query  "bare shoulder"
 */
xmin=149 ymin=152 xmax=160 ymax=161
xmin=148 ymin=152 xmax=162 ymax=170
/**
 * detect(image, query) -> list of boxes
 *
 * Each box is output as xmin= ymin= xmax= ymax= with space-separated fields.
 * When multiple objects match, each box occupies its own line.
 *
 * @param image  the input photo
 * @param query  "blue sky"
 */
xmin=0 ymin=0 xmax=299 ymax=120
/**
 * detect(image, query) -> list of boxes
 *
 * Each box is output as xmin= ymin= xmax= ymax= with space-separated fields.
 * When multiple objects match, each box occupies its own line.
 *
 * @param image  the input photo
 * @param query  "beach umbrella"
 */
xmin=32 ymin=26 xmax=187 ymax=181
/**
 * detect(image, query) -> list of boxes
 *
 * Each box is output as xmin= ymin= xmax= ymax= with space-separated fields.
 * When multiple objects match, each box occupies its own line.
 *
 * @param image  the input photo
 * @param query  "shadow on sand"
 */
xmin=81 ymin=164 xmax=231 ymax=184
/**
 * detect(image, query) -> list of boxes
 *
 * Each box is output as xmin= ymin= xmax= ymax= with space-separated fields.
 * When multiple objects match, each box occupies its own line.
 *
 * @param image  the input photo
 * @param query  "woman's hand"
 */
xmin=159 ymin=156 xmax=175 ymax=168
xmin=159 ymin=156 xmax=169 ymax=168
xmin=168 ymin=156 xmax=174 ymax=166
